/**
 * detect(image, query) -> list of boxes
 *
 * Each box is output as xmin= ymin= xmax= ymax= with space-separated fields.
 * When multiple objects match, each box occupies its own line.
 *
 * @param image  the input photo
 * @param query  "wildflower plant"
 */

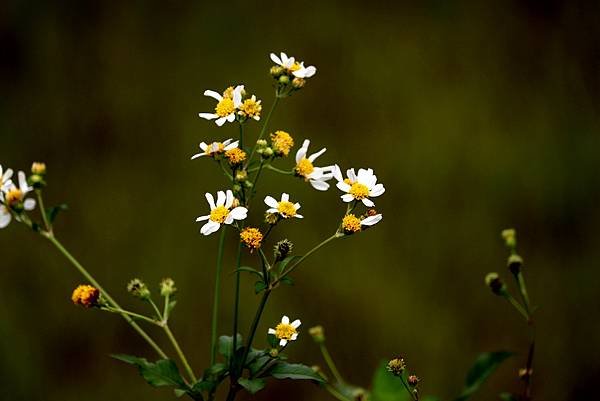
xmin=1 ymin=53 xmax=538 ymax=401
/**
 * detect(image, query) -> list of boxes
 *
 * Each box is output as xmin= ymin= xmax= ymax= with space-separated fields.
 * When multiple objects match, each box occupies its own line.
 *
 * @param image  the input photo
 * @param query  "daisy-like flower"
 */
xmin=341 ymin=212 xmax=383 ymax=234
xmin=270 ymin=52 xmax=317 ymax=78
xmin=191 ymin=139 xmax=239 ymax=160
xmin=264 ymin=193 xmax=303 ymax=219
xmin=199 ymin=85 xmax=244 ymax=126
xmin=196 ymin=190 xmax=248 ymax=235
xmin=333 ymin=165 xmax=385 ymax=207
xmin=0 ymin=164 xmax=13 ymax=192
xmin=268 ymin=315 xmax=301 ymax=346
xmin=294 ymin=139 xmax=334 ymax=191
xmin=237 ymin=95 xmax=262 ymax=121
xmin=0 ymin=171 xmax=36 ymax=229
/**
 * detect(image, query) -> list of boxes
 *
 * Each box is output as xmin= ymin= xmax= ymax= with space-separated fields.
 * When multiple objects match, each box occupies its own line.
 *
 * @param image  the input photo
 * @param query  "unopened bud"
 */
xmin=262 ymin=147 xmax=274 ymax=158
xmin=256 ymin=139 xmax=268 ymax=147
xmin=127 ymin=278 xmax=151 ymax=300
xmin=235 ymin=170 xmax=248 ymax=182
xmin=274 ymin=239 xmax=293 ymax=261
xmin=270 ymin=66 xmax=284 ymax=77
xmin=292 ymin=77 xmax=305 ymax=88
xmin=485 ymin=272 xmax=506 ymax=296
xmin=31 ymin=162 xmax=46 ymax=175
xmin=309 ymin=325 xmax=325 ymax=343
xmin=408 ymin=375 xmax=420 ymax=386
xmin=507 ymin=254 xmax=523 ymax=275
xmin=265 ymin=212 xmax=279 ymax=225
xmin=278 ymin=75 xmax=290 ymax=85
xmin=269 ymin=348 xmax=279 ymax=358
xmin=160 ymin=278 xmax=177 ymax=296
xmin=501 ymin=228 xmax=517 ymax=250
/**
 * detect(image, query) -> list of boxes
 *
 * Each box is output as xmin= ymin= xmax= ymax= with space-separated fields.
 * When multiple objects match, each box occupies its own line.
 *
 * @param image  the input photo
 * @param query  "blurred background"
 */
xmin=1 ymin=1 xmax=599 ymax=400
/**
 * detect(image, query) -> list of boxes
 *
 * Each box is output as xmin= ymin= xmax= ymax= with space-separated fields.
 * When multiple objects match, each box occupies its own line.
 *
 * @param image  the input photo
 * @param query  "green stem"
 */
xmin=149 ymin=298 xmax=164 ymax=321
xmin=239 ymin=122 xmax=244 ymax=150
xmin=163 ymin=293 xmax=171 ymax=321
xmin=246 ymin=96 xmax=280 ymax=167
xmin=36 ymin=190 xmax=52 ymax=234
xmin=164 ymin=323 xmax=197 ymax=382
xmin=239 ymin=289 xmax=271 ymax=374
xmin=265 ymin=164 xmax=293 ymax=175
xmin=324 ymin=383 xmax=353 ymax=401
xmin=275 ymin=233 xmax=341 ymax=285
xmin=503 ymin=292 xmax=530 ymax=321
xmin=210 ymin=226 xmax=227 ymax=365
xmin=45 ymin=234 xmax=167 ymax=358
xmin=399 ymin=376 xmax=418 ymax=401
xmin=320 ymin=343 xmax=345 ymax=384
xmin=102 ymin=307 xmax=160 ymax=326
xmin=514 ymin=271 xmax=531 ymax=313
xmin=231 ymin=239 xmax=243 ymax=368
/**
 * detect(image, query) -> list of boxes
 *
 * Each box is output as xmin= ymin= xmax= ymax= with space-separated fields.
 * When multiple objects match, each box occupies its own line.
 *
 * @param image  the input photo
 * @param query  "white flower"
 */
xmin=0 ymin=164 xmax=13 ymax=192
xmin=0 ymin=171 xmax=36 ymax=229
xmin=264 ymin=193 xmax=303 ymax=219
xmin=195 ymin=190 xmax=248 ymax=235
xmin=270 ymin=52 xmax=316 ymax=78
xmin=294 ymin=139 xmax=334 ymax=191
xmin=198 ymin=85 xmax=244 ymax=126
xmin=191 ymin=139 xmax=239 ymax=160
xmin=268 ymin=315 xmax=301 ymax=346
xmin=333 ymin=165 xmax=385 ymax=207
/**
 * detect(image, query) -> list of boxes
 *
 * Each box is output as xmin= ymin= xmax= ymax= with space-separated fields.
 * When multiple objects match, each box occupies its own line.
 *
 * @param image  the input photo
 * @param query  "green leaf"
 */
xmin=238 ymin=377 xmax=266 ymax=394
xmin=218 ymin=334 xmax=243 ymax=360
xmin=499 ymin=392 xmax=518 ymax=401
xmin=234 ymin=266 xmax=264 ymax=278
xmin=268 ymin=362 xmax=324 ymax=382
xmin=371 ymin=361 xmax=409 ymax=401
xmin=254 ymin=281 xmax=267 ymax=294
xmin=277 ymin=255 xmax=302 ymax=274
xmin=111 ymin=354 xmax=186 ymax=388
xmin=267 ymin=333 xmax=278 ymax=348
xmin=46 ymin=204 xmax=68 ymax=223
xmin=453 ymin=351 xmax=513 ymax=401
xmin=280 ymin=276 xmax=294 ymax=286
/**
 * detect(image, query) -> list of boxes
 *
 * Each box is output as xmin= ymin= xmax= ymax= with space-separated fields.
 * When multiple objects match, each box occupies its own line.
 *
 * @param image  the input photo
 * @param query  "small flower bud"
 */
xmin=270 ymin=66 xmax=284 ymax=77
xmin=278 ymin=75 xmax=290 ymax=85
xmin=501 ymin=228 xmax=517 ymax=250
xmin=31 ymin=162 xmax=47 ymax=175
xmin=243 ymin=180 xmax=253 ymax=189
xmin=269 ymin=348 xmax=279 ymax=358
xmin=160 ymin=278 xmax=177 ymax=296
xmin=507 ymin=254 xmax=523 ymax=275
xmin=309 ymin=325 xmax=325 ymax=343
xmin=408 ymin=375 xmax=420 ymax=386
xmin=235 ymin=170 xmax=248 ymax=182
xmin=292 ymin=77 xmax=305 ymax=88
xmin=485 ymin=272 xmax=506 ymax=296
xmin=256 ymin=139 xmax=268 ymax=147
xmin=240 ymin=227 xmax=263 ymax=250
xmin=274 ymin=239 xmax=293 ymax=261
xmin=28 ymin=173 xmax=46 ymax=189
xmin=127 ymin=278 xmax=151 ymax=300
xmin=232 ymin=184 xmax=242 ymax=193
xmin=262 ymin=147 xmax=274 ymax=158
xmin=71 ymin=284 xmax=100 ymax=308
xmin=387 ymin=357 xmax=406 ymax=376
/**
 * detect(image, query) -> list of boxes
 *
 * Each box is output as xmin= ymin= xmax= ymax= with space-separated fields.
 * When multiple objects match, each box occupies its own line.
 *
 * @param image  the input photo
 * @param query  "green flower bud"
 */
xmin=235 ymin=170 xmax=248 ymax=182
xmin=160 ymin=278 xmax=177 ymax=296
xmin=262 ymin=147 xmax=274 ymax=158
xmin=270 ymin=66 xmax=284 ymax=77
xmin=127 ymin=278 xmax=151 ymax=300
xmin=292 ymin=77 xmax=305 ymax=88
xmin=309 ymin=325 xmax=325 ymax=343
xmin=507 ymin=254 xmax=523 ymax=275
xmin=278 ymin=75 xmax=290 ymax=85
xmin=501 ymin=228 xmax=517 ymax=250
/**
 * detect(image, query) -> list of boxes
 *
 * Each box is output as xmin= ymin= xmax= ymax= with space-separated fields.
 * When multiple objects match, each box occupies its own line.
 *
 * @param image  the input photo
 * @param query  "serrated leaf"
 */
xmin=111 ymin=354 xmax=186 ymax=388
xmin=268 ymin=362 xmax=324 ymax=382
xmin=46 ymin=204 xmax=68 ymax=223
xmin=371 ymin=361 xmax=409 ymax=401
xmin=254 ymin=281 xmax=267 ymax=294
xmin=218 ymin=334 xmax=243 ymax=361
xmin=238 ymin=377 xmax=266 ymax=394
xmin=234 ymin=266 xmax=264 ymax=278
xmin=453 ymin=352 xmax=513 ymax=401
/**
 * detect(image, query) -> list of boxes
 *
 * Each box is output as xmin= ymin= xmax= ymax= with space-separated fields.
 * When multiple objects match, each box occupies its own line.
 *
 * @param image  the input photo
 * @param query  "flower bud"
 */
xmin=278 ymin=75 xmax=290 ymax=85
xmin=256 ymin=139 xmax=268 ymax=147
xmin=387 ymin=357 xmax=406 ymax=376
xmin=292 ymin=77 xmax=305 ymax=88
xmin=243 ymin=180 xmax=253 ymax=189
xmin=501 ymin=228 xmax=517 ymax=250
xmin=160 ymin=278 xmax=177 ymax=296
xmin=240 ymin=227 xmax=263 ymax=250
xmin=408 ymin=375 xmax=420 ymax=386
xmin=507 ymin=254 xmax=523 ymax=275
xmin=308 ymin=325 xmax=325 ymax=343
xmin=235 ymin=170 xmax=248 ymax=182
xmin=127 ymin=278 xmax=151 ymax=300
xmin=270 ymin=66 xmax=284 ymax=77
xmin=274 ymin=239 xmax=293 ymax=261
xmin=71 ymin=284 xmax=100 ymax=308
xmin=233 ymin=184 xmax=242 ymax=193
xmin=31 ymin=162 xmax=46 ymax=175
xmin=485 ymin=272 xmax=506 ymax=296
xmin=265 ymin=212 xmax=279 ymax=225
xmin=262 ymin=147 xmax=274 ymax=158
xmin=269 ymin=348 xmax=279 ymax=358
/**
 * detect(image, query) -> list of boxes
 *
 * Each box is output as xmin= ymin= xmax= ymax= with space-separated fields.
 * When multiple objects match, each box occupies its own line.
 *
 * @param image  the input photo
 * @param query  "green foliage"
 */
xmin=46 ymin=203 xmax=68 ymax=223
xmin=370 ymin=361 xmax=409 ymax=401
xmin=453 ymin=352 xmax=513 ymax=401
xmin=254 ymin=280 xmax=267 ymax=294
xmin=218 ymin=334 xmax=243 ymax=361
xmin=234 ymin=266 xmax=263 ymax=279
xmin=238 ymin=377 xmax=266 ymax=394
xmin=499 ymin=392 xmax=518 ymax=401
xmin=268 ymin=361 xmax=324 ymax=382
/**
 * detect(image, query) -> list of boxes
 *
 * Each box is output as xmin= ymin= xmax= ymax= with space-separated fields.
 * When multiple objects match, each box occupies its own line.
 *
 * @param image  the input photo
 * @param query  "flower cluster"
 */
xmin=199 ymin=85 xmax=262 ymax=126
xmin=0 ymin=165 xmax=37 ymax=229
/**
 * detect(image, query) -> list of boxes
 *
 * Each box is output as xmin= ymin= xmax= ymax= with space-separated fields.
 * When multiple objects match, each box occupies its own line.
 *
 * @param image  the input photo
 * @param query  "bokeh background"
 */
xmin=1 ymin=1 xmax=599 ymax=400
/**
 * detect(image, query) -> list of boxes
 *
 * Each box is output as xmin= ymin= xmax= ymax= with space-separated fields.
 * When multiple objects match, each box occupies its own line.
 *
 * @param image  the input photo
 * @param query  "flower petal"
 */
xmin=225 ymin=190 xmax=234 ymax=208
xmin=361 ymin=214 xmax=382 ymax=226
xmin=205 ymin=192 xmax=216 ymax=209
xmin=362 ymin=198 xmax=375 ymax=207
xmin=204 ymin=90 xmax=222 ymax=101
xmin=199 ymin=113 xmax=217 ymax=120
xmin=264 ymin=196 xmax=278 ymax=208
xmin=229 ymin=207 xmax=248 ymax=220
xmin=291 ymin=319 xmax=301 ymax=328
xmin=23 ymin=198 xmax=36 ymax=211
xmin=216 ymin=191 xmax=226 ymax=207
xmin=201 ymin=221 xmax=220 ymax=235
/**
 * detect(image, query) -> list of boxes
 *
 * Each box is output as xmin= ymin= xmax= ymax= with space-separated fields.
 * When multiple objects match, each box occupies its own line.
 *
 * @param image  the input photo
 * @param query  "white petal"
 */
xmin=199 ymin=112 xmax=217 ymax=120
xmin=229 ymin=207 xmax=248 ymax=221
xmin=270 ymin=53 xmax=282 ymax=65
xmin=233 ymin=85 xmax=244 ymax=107
xmin=341 ymin=194 xmax=354 ymax=202
xmin=204 ymin=90 xmax=222 ymax=101
xmin=224 ymin=214 xmax=234 ymax=225
xmin=23 ymin=198 xmax=36 ymax=211
xmin=291 ymin=333 xmax=298 ymax=340
xmin=370 ymin=184 xmax=385 ymax=197
xmin=264 ymin=196 xmax=278 ymax=208
xmin=308 ymin=147 xmax=326 ymax=162
xmin=2 ymin=168 xmax=13 ymax=182
xmin=225 ymin=190 xmax=234 ymax=208
xmin=332 ymin=165 xmax=343 ymax=182
xmin=361 ymin=214 xmax=382 ymax=226
xmin=310 ymin=179 xmax=330 ymax=191
xmin=224 ymin=140 xmax=239 ymax=151
xmin=291 ymin=319 xmax=301 ymax=328
xmin=337 ymin=181 xmax=351 ymax=192
xmin=293 ymin=202 xmax=301 ymax=210
xmin=268 ymin=328 xmax=276 ymax=334
xmin=279 ymin=339 xmax=288 ymax=346
xmin=362 ymin=198 xmax=375 ymax=207
xmin=201 ymin=221 xmax=220 ymax=236
xmin=281 ymin=193 xmax=289 ymax=202
xmin=195 ymin=215 xmax=210 ymax=222
xmin=191 ymin=153 xmax=206 ymax=160
xmin=215 ymin=117 xmax=227 ymax=126
xmin=296 ymin=139 xmax=310 ymax=163
xmin=295 ymin=214 xmax=303 ymax=218
xmin=216 ymin=191 xmax=226 ymax=207
xmin=266 ymin=208 xmax=278 ymax=214
xmin=0 ymin=208 xmax=11 ymax=228
xmin=282 ymin=316 xmax=290 ymax=324
xmin=226 ymin=113 xmax=236 ymax=122
xmin=205 ymin=193 xmax=216 ymax=209
xmin=18 ymin=171 xmax=30 ymax=192
xmin=347 ymin=168 xmax=357 ymax=182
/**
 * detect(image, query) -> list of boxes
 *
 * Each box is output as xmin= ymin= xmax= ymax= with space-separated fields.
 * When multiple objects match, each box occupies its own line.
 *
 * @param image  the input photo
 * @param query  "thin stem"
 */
xmin=163 ymin=324 xmax=197 ymax=383
xmin=36 ymin=190 xmax=52 ymax=234
xmin=320 ymin=343 xmax=345 ymax=384
xmin=265 ymin=164 xmax=293 ymax=175
xmin=324 ymin=383 xmax=353 ymax=401
xmin=275 ymin=233 xmax=341 ymax=285
xmin=247 ymin=160 xmax=265 ymax=204
xmin=231 ymin=239 xmax=243 ymax=368
xmin=45 ymin=234 xmax=167 ymax=358
xmin=399 ymin=375 xmax=418 ymax=401
xmin=522 ymin=339 xmax=535 ymax=401
xmin=239 ymin=290 xmax=271 ymax=374
xmin=210 ymin=226 xmax=227 ymax=365
xmin=163 ymin=293 xmax=171 ymax=322
xmin=514 ymin=271 xmax=531 ymax=313
xmin=149 ymin=298 xmax=164 ymax=321
xmin=503 ymin=293 xmax=530 ymax=321
xmin=102 ymin=307 xmax=161 ymax=326
xmin=246 ymin=96 xmax=280 ymax=167
xmin=239 ymin=122 xmax=244 ymax=150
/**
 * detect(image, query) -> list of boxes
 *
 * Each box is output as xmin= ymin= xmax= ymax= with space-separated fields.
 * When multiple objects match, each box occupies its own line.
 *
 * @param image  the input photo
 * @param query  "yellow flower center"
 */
xmin=295 ymin=158 xmax=314 ymax=177
xmin=210 ymin=206 xmax=230 ymax=223
xmin=342 ymin=214 xmax=362 ymax=233
xmin=215 ymin=98 xmax=235 ymax=117
xmin=71 ymin=285 xmax=100 ymax=308
xmin=271 ymin=131 xmax=294 ymax=156
xmin=222 ymin=86 xmax=235 ymax=99
xmin=206 ymin=142 xmax=225 ymax=156
xmin=239 ymin=99 xmax=262 ymax=118
xmin=225 ymin=148 xmax=247 ymax=165
xmin=240 ymin=227 xmax=263 ymax=250
xmin=349 ymin=182 xmax=369 ymax=199
xmin=275 ymin=322 xmax=297 ymax=340
xmin=5 ymin=188 xmax=23 ymax=206
xmin=289 ymin=62 xmax=301 ymax=72
xmin=343 ymin=178 xmax=353 ymax=185
xmin=277 ymin=201 xmax=297 ymax=217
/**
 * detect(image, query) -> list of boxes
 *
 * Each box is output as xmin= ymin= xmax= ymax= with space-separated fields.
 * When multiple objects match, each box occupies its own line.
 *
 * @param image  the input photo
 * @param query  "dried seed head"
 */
xmin=127 ymin=278 xmax=150 ymax=300
xmin=387 ymin=357 xmax=406 ymax=376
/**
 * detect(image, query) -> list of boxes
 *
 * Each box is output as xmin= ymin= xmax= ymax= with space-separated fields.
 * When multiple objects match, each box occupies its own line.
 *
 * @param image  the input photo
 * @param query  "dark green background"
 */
xmin=1 ymin=1 xmax=598 ymax=400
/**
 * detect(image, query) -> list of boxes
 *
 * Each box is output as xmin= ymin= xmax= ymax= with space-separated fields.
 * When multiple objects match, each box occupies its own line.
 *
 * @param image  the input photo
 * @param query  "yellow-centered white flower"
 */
xmin=268 ymin=315 xmax=301 ymax=346
xmin=191 ymin=139 xmax=239 ymax=160
xmin=264 ymin=193 xmax=303 ymax=219
xmin=0 ymin=171 xmax=36 ymax=229
xmin=196 ymin=190 xmax=248 ymax=236
xmin=0 ymin=164 xmax=14 ymax=192
xmin=199 ymin=85 xmax=244 ymax=126
xmin=333 ymin=165 xmax=385 ymax=207
xmin=270 ymin=52 xmax=317 ymax=78
xmin=294 ymin=139 xmax=334 ymax=191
